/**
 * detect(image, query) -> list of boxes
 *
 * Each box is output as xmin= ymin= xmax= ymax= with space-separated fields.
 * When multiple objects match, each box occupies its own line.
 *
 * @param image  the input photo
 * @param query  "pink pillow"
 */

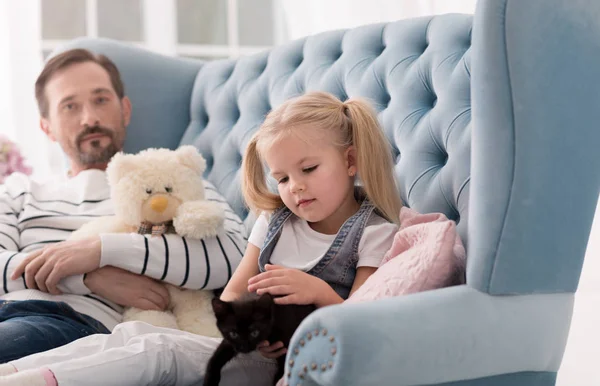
xmin=346 ymin=207 xmax=466 ymax=303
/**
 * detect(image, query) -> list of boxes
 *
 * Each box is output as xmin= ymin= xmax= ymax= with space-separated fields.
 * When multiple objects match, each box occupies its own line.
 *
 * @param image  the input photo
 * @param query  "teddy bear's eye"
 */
xmin=165 ymin=186 xmax=173 ymax=193
xmin=145 ymin=188 xmax=152 ymax=194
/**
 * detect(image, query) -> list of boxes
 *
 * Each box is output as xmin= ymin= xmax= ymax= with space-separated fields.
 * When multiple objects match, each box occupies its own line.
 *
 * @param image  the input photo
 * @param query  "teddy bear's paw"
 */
xmin=176 ymin=309 xmax=221 ymax=338
xmin=171 ymin=290 xmax=221 ymax=337
xmin=122 ymin=308 xmax=179 ymax=330
xmin=174 ymin=201 xmax=225 ymax=240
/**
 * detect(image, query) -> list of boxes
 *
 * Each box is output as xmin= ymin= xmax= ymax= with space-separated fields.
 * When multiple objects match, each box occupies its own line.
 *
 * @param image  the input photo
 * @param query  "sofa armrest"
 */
xmin=285 ymin=286 xmax=573 ymax=386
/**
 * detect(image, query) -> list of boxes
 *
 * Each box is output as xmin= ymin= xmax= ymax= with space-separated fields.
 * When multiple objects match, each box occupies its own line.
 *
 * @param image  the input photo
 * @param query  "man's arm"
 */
xmin=0 ymin=174 xmax=27 ymax=295
xmin=11 ymin=183 xmax=247 ymax=293
xmin=100 ymin=219 xmax=246 ymax=290
xmin=1 ymin=174 xmax=90 ymax=295
xmin=100 ymin=183 xmax=247 ymax=290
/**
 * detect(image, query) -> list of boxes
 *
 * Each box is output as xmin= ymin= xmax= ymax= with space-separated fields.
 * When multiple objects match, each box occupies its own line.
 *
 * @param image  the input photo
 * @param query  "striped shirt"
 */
xmin=0 ymin=169 xmax=246 ymax=331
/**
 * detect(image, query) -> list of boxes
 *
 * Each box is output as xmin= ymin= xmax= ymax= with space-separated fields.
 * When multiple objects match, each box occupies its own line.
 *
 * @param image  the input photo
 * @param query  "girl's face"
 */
xmin=263 ymin=127 xmax=358 ymax=233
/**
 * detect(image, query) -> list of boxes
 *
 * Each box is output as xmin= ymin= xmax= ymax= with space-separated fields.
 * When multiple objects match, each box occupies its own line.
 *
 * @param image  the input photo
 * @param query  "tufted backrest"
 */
xmin=180 ymin=15 xmax=473 ymax=246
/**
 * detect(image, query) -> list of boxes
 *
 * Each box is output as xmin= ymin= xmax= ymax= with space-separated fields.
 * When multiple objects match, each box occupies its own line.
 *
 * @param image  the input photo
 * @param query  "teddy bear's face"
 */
xmin=106 ymin=146 xmax=207 ymax=226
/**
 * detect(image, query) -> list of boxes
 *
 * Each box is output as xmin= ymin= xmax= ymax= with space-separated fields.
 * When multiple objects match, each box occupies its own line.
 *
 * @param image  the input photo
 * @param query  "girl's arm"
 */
xmin=314 ymin=266 xmax=377 ymax=307
xmin=349 ymin=266 xmax=377 ymax=296
xmin=219 ymin=243 xmax=260 ymax=301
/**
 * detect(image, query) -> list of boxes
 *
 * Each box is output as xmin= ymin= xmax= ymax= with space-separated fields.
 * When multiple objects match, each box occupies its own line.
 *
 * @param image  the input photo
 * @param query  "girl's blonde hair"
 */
xmin=241 ymin=91 xmax=402 ymax=224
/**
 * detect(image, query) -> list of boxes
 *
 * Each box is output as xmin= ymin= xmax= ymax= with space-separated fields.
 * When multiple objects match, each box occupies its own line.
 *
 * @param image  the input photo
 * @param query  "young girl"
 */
xmin=0 ymin=91 xmax=401 ymax=386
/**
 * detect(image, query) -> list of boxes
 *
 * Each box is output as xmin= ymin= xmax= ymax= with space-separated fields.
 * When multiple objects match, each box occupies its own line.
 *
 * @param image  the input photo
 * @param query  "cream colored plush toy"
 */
xmin=70 ymin=145 xmax=223 ymax=337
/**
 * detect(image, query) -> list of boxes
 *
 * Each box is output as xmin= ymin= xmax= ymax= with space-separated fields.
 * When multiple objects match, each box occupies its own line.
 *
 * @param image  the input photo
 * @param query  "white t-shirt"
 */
xmin=248 ymin=211 xmax=398 ymax=271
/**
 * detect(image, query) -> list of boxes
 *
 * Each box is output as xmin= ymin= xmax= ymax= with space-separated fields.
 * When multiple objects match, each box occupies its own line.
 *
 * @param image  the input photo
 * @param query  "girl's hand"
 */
xmin=257 ymin=340 xmax=287 ymax=359
xmin=247 ymin=264 xmax=333 ymax=305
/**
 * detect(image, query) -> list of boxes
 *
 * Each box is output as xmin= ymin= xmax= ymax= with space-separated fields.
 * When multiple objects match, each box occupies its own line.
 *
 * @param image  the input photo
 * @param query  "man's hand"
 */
xmin=84 ymin=266 xmax=170 ymax=311
xmin=11 ymin=237 xmax=102 ymax=294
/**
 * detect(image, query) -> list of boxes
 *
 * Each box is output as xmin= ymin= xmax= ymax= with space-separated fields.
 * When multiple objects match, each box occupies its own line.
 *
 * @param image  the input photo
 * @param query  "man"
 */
xmin=0 ymin=48 xmax=246 ymax=362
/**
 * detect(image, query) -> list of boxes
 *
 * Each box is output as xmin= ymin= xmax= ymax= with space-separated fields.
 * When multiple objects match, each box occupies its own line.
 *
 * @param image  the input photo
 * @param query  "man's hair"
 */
xmin=35 ymin=48 xmax=125 ymax=117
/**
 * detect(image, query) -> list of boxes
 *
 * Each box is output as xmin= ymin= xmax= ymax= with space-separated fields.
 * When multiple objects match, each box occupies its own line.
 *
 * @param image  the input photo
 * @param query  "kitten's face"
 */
xmin=212 ymin=294 xmax=275 ymax=353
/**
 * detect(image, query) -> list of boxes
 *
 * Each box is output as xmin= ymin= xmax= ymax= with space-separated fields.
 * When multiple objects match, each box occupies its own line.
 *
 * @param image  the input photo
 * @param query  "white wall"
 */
xmin=557 ymin=198 xmax=600 ymax=386
xmin=0 ymin=0 xmax=52 ymax=179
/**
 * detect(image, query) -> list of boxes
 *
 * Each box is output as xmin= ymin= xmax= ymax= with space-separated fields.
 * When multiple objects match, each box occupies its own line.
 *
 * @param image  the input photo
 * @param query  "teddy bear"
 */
xmin=69 ymin=145 xmax=224 ymax=337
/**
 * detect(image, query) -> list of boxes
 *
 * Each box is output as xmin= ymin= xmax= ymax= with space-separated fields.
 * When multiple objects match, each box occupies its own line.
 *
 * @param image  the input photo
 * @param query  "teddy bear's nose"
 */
xmin=150 ymin=196 xmax=169 ymax=213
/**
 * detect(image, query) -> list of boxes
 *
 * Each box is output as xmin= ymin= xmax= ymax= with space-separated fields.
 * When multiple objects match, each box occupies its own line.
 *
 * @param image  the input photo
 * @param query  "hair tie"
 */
xmin=342 ymin=103 xmax=350 ymax=117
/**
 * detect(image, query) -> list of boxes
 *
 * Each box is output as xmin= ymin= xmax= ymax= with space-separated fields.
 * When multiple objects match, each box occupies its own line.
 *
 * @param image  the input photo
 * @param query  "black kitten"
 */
xmin=203 ymin=293 xmax=316 ymax=386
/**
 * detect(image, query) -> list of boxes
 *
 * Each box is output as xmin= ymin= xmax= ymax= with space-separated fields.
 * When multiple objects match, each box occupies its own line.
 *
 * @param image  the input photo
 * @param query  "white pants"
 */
xmin=10 ymin=321 xmax=278 ymax=386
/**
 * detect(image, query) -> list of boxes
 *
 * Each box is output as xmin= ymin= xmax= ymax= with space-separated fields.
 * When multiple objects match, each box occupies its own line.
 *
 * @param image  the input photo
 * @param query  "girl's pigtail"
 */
xmin=241 ymin=136 xmax=283 ymax=213
xmin=344 ymin=99 xmax=402 ymax=224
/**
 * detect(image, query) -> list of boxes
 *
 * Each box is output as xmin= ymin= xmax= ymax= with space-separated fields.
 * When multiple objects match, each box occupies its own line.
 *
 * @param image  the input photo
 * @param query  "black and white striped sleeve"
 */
xmin=0 ymin=174 xmax=92 ymax=296
xmin=99 ymin=183 xmax=247 ymax=290
xmin=0 ymin=174 xmax=27 ymax=295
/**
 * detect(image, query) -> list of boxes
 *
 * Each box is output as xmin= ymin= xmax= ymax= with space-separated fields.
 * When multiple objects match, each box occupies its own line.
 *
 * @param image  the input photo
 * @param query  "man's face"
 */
xmin=40 ymin=61 xmax=131 ymax=168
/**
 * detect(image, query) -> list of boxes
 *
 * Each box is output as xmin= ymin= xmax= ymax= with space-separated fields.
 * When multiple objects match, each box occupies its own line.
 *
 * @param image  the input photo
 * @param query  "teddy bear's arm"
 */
xmin=173 ymin=201 xmax=225 ymax=240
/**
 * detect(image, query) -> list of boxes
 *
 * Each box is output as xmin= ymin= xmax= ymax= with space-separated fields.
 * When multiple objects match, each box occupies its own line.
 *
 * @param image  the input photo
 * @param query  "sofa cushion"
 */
xmin=346 ymin=207 xmax=466 ymax=303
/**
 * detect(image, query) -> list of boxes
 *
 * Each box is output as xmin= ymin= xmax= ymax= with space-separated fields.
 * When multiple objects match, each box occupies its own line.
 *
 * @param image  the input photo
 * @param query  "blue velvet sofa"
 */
xmin=54 ymin=0 xmax=600 ymax=384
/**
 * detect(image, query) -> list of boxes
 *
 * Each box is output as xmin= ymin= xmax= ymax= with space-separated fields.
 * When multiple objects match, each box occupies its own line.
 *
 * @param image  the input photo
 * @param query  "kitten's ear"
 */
xmin=212 ymin=298 xmax=231 ymax=317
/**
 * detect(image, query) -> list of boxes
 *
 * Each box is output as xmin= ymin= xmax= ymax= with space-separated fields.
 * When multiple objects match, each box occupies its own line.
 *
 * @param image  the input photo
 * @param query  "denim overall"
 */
xmin=257 ymin=191 xmax=382 ymax=300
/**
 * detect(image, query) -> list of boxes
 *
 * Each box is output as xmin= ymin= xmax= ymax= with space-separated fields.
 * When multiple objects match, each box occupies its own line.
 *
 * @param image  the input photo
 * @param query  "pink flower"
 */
xmin=0 ymin=135 xmax=32 ymax=183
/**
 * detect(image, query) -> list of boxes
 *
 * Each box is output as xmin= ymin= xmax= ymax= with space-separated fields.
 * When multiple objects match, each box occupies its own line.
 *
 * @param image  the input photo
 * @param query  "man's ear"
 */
xmin=40 ymin=118 xmax=56 ymax=142
xmin=345 ymin=145 xmax=357 ymax=177
xmin=121 ymin=96 xmax=132 ymax=127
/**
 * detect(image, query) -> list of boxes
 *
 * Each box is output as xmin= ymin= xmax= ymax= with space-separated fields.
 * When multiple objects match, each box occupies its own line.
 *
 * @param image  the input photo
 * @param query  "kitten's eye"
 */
xmin=228 ymin=331 xmax=239 ymax=339
xmin=250 ymin=330 xmax=260 ymax=338
xmin=145 ymin=188 xmax=153 ymax=194
xmin=165 ymin=186 xmax=173 ymax=193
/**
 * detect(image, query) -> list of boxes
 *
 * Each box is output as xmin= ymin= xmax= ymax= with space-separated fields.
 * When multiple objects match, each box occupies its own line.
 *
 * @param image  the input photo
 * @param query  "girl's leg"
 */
xmin=11 ymin=322 xmax=278 ymax=386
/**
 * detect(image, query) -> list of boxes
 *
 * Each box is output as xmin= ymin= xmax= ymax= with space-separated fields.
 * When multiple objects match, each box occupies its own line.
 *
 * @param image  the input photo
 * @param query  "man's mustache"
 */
xmin=76 ymin=126 xmax=114 ymax=147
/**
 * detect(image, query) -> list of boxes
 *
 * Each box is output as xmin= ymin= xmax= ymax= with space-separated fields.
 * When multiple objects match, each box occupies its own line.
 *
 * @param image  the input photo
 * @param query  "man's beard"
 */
xmin=75 ymin=125 xmax=121 ymax=165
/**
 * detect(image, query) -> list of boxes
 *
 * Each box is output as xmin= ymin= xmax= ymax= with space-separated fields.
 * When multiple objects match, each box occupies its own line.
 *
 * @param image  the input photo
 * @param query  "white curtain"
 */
xmin=280 ymin=0 xmax=477 ymax=40
xmin=0 ymin=0 xmax=58 ymax=179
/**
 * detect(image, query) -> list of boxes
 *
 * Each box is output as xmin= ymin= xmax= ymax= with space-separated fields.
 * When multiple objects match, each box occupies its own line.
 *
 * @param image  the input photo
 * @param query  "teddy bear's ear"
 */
xmin=175 ymin=145 xmax=206 ymax=175
xmin=106 ymin=152 xmax=138 ymax=186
